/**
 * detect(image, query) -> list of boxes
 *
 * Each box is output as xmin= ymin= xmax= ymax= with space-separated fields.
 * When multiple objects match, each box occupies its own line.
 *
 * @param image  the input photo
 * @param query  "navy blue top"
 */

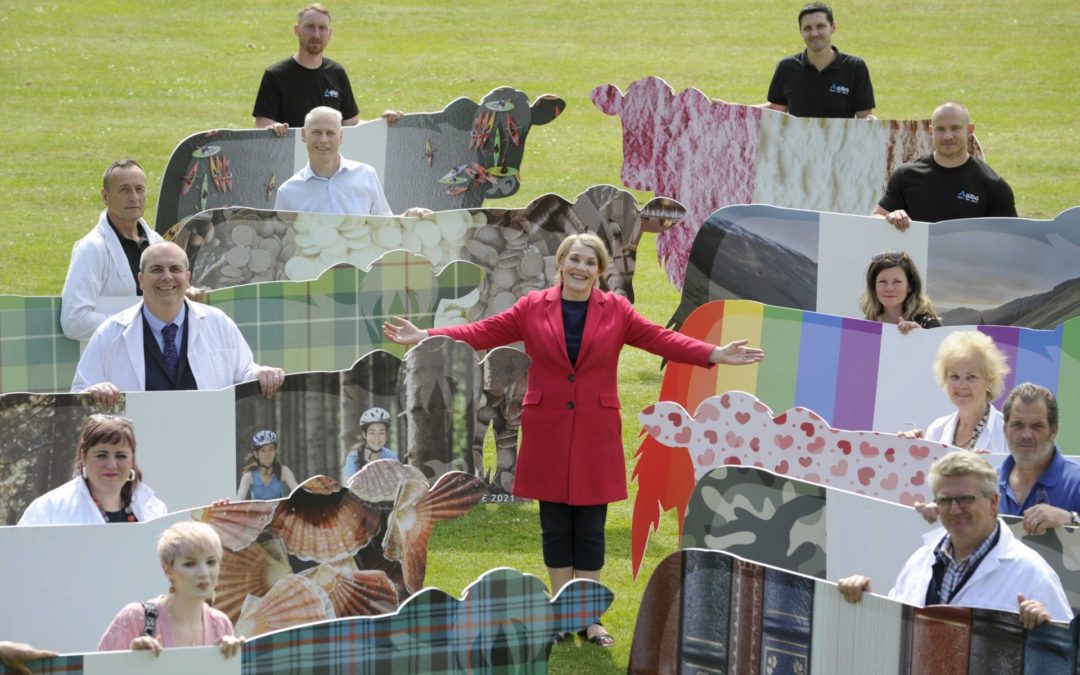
xmin=998 ymin=447 xmax=1080 ymax=515
xmin=561 ymin=299 xmax=588 ymax=366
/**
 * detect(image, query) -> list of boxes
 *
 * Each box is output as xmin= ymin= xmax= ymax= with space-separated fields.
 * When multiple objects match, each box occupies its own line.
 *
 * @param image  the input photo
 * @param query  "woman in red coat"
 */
xmin=383 ymin=233 xmax=763 ymax=646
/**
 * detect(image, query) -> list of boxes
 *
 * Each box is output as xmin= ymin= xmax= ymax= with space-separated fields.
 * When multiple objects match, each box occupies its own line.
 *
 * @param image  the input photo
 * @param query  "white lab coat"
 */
xmin=17 ymin=477 xmax=167 ymax=526
xmin=71 ymin=300 xmax=262 ymax=393
xmin=889 ymin=518 xmax=1073 ymax=622
xmin=924 ymin=406 xmax=1007 ymax=453
xmin=60 ymin=210 xmax=164 ymax=342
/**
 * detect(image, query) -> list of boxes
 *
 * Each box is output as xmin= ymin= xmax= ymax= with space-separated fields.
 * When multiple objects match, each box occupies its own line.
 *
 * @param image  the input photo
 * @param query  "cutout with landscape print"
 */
xmin=156 ymin=86 xmax=565 ymax=231
xmin=10 ymin=572 xmax=612 ymax=675
xmin=167 ymin=185 xmax=678 ymax=307
xmin=644 ymin=300 xmax=1080 ymax=448
xmin=0 ymin=340 xmax=529 ymax=525
xmin=680 ymin=465 xmax=1080 ymax=614
xmin=592 ymin=76 xmax=984 ymax=287
xmin=0 ymin=250 xmax=482 ymax=394
xmin=629 ymin=548 xmax=1076 ymax=675
xmin=670 ymin=204 xmax=1080 ymax=331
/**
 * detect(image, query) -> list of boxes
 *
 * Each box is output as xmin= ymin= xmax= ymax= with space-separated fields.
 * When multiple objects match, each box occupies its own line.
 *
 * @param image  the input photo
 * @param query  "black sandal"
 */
xmin=579 ymin=622 xmax=615 ymax=648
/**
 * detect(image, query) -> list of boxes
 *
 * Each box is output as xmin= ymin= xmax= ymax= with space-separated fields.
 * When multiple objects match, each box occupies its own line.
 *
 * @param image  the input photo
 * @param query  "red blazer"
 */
xmin=429 ymin=285 xmax=715 ymax=505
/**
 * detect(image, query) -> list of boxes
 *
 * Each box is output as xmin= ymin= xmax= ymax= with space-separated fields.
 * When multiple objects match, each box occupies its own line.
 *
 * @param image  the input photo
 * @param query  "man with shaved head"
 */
xmin=873 ymin=101 xmax=1017 ymax=230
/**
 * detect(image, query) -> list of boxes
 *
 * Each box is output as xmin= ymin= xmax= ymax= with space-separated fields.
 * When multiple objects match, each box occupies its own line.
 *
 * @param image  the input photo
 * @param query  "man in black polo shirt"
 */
xmin=873 ymin=101 xmax=1017 ymax=230
xmin=254 ymin=4 xmax=401 ymax=138
xmin=765 ymin=2 xmax=875 ymax=119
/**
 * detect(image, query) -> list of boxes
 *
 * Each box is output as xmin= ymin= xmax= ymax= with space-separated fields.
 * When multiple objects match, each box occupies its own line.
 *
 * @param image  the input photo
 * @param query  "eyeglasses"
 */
xmin=935 ymin=494 xmax=981 ymax=509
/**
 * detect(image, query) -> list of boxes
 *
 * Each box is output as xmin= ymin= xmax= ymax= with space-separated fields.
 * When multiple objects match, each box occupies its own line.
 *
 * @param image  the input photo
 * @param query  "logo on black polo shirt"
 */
xmin=323 ymin=88 xmax=340 ymax=100
xmin=956 ymin=190 xmax=981 ymax=204
xmin=828 ymin=83 xmax=850 ymax=95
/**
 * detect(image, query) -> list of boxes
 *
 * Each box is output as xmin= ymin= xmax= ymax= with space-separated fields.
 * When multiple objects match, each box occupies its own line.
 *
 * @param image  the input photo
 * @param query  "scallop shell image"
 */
xmin=301 ymin=560 xmax=399 ymax=617
xmin=235 ymin=574 xmax=335 ymax=636
xmin=384 ymin=471 xmax=487 ymax=592
xmin=296 ymin=474 xmax=344 ymax=495
xmin=347 ymin=458 xmax=427 ymax=505
xmin=268 ymin=476 xmax=381 ymax=562
xmin=215 ymin=538 xmax=292 ymax=622
xmin=193 ymin=500 xmax=277 ymax=551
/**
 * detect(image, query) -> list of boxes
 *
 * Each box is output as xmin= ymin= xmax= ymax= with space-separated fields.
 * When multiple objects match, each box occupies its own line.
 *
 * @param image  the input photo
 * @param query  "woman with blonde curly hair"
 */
xmin=903 ymin=330 xmax=1010 ymax=452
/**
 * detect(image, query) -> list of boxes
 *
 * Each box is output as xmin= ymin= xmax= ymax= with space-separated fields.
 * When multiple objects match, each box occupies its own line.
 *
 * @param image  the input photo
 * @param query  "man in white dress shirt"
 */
xmin=274 ymin=106 xmax=429 ymax=217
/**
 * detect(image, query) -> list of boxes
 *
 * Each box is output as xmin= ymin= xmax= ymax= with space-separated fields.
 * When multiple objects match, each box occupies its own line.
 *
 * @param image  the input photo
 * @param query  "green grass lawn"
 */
xmin=3 ymin=0 xmax=1078 ymax=670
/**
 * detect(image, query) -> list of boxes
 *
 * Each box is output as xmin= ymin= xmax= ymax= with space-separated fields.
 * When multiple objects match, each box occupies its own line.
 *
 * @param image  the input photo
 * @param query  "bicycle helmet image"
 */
xmin=358 ymin=407 xmax=392 ymax=429
xmin=251 ymin=429 xmax=279 ymax=448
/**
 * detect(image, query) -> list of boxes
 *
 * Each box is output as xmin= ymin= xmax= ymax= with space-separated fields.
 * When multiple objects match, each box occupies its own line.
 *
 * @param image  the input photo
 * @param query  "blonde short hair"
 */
xmin=158 ymin=521 xmax=223 ymax=568
xmin=929 ymin=451 xmax=998 ymax=498
xmin=932 ymin=331 xmax=1010 ymax=402
xmin=554 ymin=233 xmax=610 ymax=284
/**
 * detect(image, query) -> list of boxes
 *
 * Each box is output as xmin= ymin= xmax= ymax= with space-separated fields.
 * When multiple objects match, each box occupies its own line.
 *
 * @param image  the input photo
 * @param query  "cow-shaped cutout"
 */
xmin=668 ymin=204 xmax=1080 ymax=333
xmin=0 ymin=250 xmax=482 ymax=394
xmin=629 ymin=548 xmax=1076 ymax=675
xmin=166 ymin=186 xmax=685 ymax=315
xmin=157 ymin=87 xmax=565 ymax=231
xmin=592 ymin=76 xmax=982 ymax=288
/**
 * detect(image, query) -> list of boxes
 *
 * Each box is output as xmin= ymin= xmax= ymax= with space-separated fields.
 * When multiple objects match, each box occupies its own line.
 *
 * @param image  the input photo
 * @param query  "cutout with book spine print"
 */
xmin=629 ymin=548 xmax=1076 ymax=675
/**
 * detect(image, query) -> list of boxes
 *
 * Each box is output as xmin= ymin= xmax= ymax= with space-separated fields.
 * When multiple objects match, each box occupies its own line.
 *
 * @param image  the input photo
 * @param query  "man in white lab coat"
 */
xmin=837 ymin=452 xmax=1072 ymax=626
xmin=72 ymin=242 xmax=285 ymax=403
xmin=60 ymin=160 xmax=164 ymax=342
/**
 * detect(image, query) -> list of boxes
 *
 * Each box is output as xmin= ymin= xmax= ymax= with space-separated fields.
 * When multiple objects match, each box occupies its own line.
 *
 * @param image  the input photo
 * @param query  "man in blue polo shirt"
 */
xmin=999 ymin=382 xmax=1080 ymax=534
xmin=764 ymin=2 xmax=875 ymax=119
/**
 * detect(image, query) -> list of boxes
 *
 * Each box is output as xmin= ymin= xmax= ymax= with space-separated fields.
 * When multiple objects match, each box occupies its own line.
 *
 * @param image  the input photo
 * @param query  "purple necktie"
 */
xmin=162 ymin=323 xmax=179 ymax=380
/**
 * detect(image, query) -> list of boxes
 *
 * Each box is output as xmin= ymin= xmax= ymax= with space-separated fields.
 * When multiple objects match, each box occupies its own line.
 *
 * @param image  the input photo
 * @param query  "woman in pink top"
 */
xmin=98 ymin=521 xmax=242 ymax=657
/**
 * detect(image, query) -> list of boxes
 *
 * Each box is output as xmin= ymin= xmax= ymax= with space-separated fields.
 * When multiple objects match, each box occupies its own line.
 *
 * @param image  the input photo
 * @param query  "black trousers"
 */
xmin=538 ymin=501 xmax=608 ymax=571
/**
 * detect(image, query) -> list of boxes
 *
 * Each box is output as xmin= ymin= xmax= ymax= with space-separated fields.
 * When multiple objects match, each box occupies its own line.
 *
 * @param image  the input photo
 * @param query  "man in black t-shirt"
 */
xmin=254 ymin=4 xmax=400 ymax=138
xmin=764 ymin=2 xmax=875 ymax=119
xmin=874 ymin=102 xmax=1017 ymax=230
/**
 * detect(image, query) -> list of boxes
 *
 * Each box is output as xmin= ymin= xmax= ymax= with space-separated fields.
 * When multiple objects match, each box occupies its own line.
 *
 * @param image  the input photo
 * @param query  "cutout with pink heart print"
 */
xmin=830 ymin=459 xmax=849 ymax=477
xmin=638 ymin=391 xmax=1006 ymax=506
xmin=674 ymin=426 xmax=693 ymax=445
xmin=697 ymin=402 xmax=722 ymax=421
